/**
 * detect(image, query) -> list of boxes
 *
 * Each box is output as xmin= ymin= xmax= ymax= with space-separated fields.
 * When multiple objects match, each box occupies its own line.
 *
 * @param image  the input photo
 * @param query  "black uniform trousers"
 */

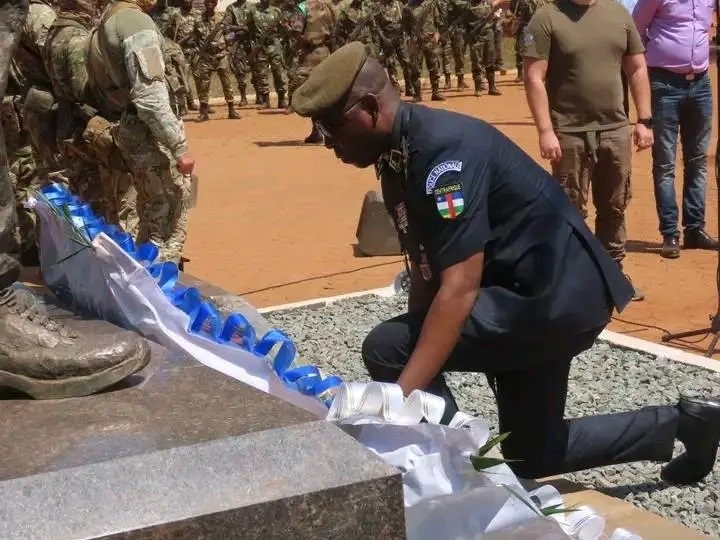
xmin=362 ymin=311 xmax=679 ymax=479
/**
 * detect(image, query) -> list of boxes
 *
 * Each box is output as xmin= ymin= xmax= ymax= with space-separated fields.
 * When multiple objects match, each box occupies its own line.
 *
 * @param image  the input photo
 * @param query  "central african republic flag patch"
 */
xmin=433 ymin=182 xmax=464 ymax=219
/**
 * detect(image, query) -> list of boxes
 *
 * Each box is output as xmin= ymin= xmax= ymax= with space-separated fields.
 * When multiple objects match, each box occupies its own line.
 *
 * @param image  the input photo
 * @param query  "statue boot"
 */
xmin=0 ymin=258 xmax=150 ymax=399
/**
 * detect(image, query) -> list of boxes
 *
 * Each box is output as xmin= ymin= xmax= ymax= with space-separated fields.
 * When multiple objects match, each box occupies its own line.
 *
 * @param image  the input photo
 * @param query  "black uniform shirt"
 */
xmin=378 ymin=102 xmax=634 ymax=341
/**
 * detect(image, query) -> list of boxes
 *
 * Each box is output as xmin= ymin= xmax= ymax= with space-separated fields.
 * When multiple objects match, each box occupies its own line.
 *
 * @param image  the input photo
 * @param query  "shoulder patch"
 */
xmin=524 ymin=31 xmax=534 ymax=48
xmin=433 ymin=182 xmax=464 ymax=219
xmin=425 ymin=160 xmax=462 ymax=194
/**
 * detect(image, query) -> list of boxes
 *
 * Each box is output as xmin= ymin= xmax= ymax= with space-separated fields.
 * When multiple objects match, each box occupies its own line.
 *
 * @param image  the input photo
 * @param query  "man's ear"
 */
xmin=361 ymin=94 xmax=380 ymax=127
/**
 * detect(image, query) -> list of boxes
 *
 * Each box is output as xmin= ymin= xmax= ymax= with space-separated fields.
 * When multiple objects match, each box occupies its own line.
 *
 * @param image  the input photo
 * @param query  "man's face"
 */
xmin=182 ymin=0 xmax=192 ymax=8
xmin=315 ymin=97 xmax=386 ymax=168
xmin=205 ymin=0 xmax=217 ymax=11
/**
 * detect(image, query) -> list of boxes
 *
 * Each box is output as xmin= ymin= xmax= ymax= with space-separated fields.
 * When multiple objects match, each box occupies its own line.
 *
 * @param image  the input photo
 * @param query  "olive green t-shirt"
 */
xmin=524 ymin=0 xmax=644 ymax=132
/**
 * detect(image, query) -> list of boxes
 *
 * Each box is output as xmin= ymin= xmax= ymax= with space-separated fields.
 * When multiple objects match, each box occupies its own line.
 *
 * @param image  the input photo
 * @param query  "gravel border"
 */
xmin=265 ymin=293 xmax=720 ymax=537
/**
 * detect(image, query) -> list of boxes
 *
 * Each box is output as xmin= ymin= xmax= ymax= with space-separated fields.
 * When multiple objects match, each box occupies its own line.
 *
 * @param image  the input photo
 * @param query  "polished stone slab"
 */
xmin=0 ymin=294 xmax=405 ymax=538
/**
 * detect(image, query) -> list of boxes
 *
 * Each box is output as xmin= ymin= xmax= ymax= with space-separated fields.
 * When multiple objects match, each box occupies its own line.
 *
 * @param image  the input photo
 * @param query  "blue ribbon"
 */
xmin=38 ymin=183 xmax=343 ymax=406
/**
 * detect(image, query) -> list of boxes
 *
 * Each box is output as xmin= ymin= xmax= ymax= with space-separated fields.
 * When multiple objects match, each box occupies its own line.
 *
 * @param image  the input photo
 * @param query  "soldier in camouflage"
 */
xmin=284 ymin=0 xmax=337 ymax=143
xmin=437 ymin=0 xmax=453 ymax=89
xmin=85 ymin=0 xmax=194 ymax=264
xmin=509 ymin=0 xmax=535 ymax=82
xmin=445 ymin=0 xmax=468 ymax=90
xmin=247 ymin=0 xmax=288 ymax=109
xmin=403 ymin=0 xmax=445 ymax=102
xmin=223 ymin=0 xmax=254 ymax=107
xmin=12 ymin=0 xmax=59 ymax=264
xmin=373 ymin=0 xmax=413 ymax=96
xmin=492 ymin=7 xmax=506 ymax=73
xmin=336 ymin=0 xmax=377 ymax=56
xmin=464 ymin=0 xmax=501 ymax=96
xmin=167 ymin=0 xmax=199 ymax=111
xmin=191 ymin=0 xmax=239 ymax=121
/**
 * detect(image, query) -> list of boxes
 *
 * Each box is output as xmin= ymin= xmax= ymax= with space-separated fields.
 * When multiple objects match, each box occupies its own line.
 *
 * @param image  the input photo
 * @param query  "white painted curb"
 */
xmin=261 ymin=287 xmax=720 ymax=374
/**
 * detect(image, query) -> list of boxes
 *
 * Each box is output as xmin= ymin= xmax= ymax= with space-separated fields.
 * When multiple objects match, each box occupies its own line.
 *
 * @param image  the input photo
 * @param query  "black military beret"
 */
xmin=291 ymin=41 xmax=368 ymax=118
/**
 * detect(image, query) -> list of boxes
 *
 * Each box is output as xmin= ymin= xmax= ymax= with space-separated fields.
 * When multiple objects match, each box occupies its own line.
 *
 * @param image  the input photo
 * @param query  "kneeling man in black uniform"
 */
xmin=291 ymin=41 xmax=720 ymax=484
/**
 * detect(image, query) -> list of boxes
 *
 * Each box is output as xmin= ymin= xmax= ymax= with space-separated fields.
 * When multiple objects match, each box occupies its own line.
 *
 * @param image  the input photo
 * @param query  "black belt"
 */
xmin=648 ymin=66 xmax=707 ymax=81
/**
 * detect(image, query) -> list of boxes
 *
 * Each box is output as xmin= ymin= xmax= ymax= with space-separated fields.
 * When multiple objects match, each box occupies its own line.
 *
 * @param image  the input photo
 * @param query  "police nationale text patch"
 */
xmin=433 ymin=182 xmax=464 ymax=219
xmin=425 ymin=160 xmax=463 ymax=194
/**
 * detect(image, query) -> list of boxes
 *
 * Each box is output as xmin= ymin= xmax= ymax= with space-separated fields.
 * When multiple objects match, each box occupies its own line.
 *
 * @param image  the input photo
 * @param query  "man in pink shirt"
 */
xmin=633 ymin=0 xmax=719 ymax=258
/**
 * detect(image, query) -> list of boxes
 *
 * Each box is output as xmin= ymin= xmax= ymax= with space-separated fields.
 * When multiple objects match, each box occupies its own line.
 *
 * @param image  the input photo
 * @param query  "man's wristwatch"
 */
xmin=637 ymin=118 xmax=653 ymax=128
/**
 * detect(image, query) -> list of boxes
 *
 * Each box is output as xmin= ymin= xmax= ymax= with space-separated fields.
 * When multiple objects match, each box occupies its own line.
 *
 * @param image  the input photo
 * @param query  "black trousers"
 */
xmin=362 ymin=311 xmax=679 ymax=479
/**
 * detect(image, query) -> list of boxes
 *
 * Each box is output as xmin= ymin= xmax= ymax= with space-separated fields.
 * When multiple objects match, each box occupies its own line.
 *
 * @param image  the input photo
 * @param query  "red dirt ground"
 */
xmin=183 ymin=69 xmax=720 ymax=359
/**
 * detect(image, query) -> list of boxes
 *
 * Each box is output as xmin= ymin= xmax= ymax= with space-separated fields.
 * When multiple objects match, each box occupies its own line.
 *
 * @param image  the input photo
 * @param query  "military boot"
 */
xmin=474 ymin=79 xmax=483 ymax=97
xmin=304 ymin=122 xmax=324 ymax=144
xmin=444 ymin=74 xmax=452 ymax=90
xmin=262 ymin=93 xmax=271 ymax=109
xmin=457 ymin=74 xmax=468 ymax=90
xmin=0 ymin=285 xmax=150 ymax=399
xmin=412 ymin=81 xmax=422 ymax=102
xmin=255 ymin=92 xmax=265 ymax=106
xmin=514 ymin=64 xmax=523 ymax=83
xmin=431 ymin=83 xmax=446 ymax=101
xmin=186 ymin=98 xmax=198 ymax=111
xmin=239 ymin=84 xmax=248 ymax=107
xmin=487 ymin=71 xmax=502 ymax=96
xmin=277 ymin=91 xmax=288 ymax=110
xmin=196 ymin=103 xmax=210 ymax=122
xmin=227 ymin=102 xmax=241 ymax=119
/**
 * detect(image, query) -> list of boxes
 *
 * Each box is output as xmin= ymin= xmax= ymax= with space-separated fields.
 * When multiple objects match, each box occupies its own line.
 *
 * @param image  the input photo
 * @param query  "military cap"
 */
xmin=292 ymin=41 xmax=368 ymax=118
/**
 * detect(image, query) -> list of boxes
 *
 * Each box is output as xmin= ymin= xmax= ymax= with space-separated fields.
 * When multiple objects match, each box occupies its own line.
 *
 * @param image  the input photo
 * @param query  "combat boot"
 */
xmin=262 ymin=93 xmax=271 ymax=109
xmin=196 ymin=103 xmax=210 ymax=122
xmin=277 ymin=91 xmax=288 ymax=110
xmin=186 ymin=98 xmax=198 ymax=111
xmin=227 ymin=102 xmax=241 ymax=119
xmin=239 ymin=84 xmax=248 ymax=107
xmin=255 ymin=93 xmax=266 ymax=107
xmin=412 ymin=81 xmax=422 ymax=102
xmin=0 ymin=285 xmax=150 ymax=399
xmin=487 ymin=71 xmax=502 ymax=96
xmin=431 ymin=84 xmax=446 ymax=101
xmin=444 ymin=74 xmax=452 ymax=90
xmin=514 ymin=64 xmax=523 ymax=83
xmin=457 ymin=74 xmax=468 ymax=90
xmin=304 ymin=122 xmax=324 ymax=144
xmin=474 ymin=79 xmax=483 ymax=97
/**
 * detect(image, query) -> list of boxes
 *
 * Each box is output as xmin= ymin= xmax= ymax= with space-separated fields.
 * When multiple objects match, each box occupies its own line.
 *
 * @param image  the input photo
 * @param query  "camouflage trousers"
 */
xmin=229 ymin=43 xmax=251 ymax=93
xmin=193 ymin=55 xmax=235 ymax=105
xmin=468 ymin=29 xmax=495 ymax=84
xmin=114 ymin=113 xmax=190 ymax=264
xmin=449 ymin=31 xmax=466 ymax=77
xmin=254 ymin=40 xmax=287 ymax=96
xmin=408 ymin=38 xmax=441 ymax=94
xmin=493 ymin=24 xmax=504 ymax=70
xmin=514 ymin=23 xmax=527 ymax=70
xmin=381 ymin=35 xmax=412 ymax=90
xmin=440 ymin=38 xmax=451 ymax=77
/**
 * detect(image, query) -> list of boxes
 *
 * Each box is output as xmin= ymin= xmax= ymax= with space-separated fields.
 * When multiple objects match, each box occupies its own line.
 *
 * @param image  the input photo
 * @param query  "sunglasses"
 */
xmin=313 ymin=95 xmax=367 ymax=139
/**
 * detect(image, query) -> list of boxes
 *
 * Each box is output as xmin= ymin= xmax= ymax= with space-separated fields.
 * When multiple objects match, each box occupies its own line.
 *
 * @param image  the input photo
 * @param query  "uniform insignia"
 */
xmin=419 ymin=247 xmax=432 ymax=281
xmin=425 ymin=160 xmax=462 ymax=194
xmin=524 ymin=32 xmax=535 ymax=48
xmin=433 ymin=183 xmax=465 ymax=219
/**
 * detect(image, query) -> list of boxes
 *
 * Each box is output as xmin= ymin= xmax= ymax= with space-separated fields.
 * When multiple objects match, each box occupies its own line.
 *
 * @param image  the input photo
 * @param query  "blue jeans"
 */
xmin=650 ymin=69 xmax=713 ymax=237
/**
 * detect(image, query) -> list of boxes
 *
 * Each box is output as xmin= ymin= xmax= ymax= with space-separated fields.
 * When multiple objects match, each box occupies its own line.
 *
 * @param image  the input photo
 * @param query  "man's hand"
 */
xmin=539 ymin=129 xmax=562 ymax=162
xmin=177 ymin=152 xmax=195 ymax=175
xmin=633 ymin=123 xmax=653 ymax=151
xmin=433 ymin=31 xmax=440 ymax=43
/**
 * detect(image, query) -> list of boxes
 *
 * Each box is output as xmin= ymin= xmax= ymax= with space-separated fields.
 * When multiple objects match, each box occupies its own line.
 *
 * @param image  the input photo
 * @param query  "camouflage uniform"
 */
xmin=492 ymin=8 xmax=505 ymax=72
xmin=465 ymin=0 xmax=500 ymax=96
xmin=403 ymin=0 xmax=445 ymax=101
xmin=248 ymin=0 xmax=288 ymax=108
xmin=285 ymin=0 xmax=337 ymax=143
xmin=223 ymin=0 xmax=254 ymax=106
xmin=437 ymin=0 xmax=452 ymax=88
xmin=446 ymin=0 xmax=467 ymax=89
xmin=373 ymin=0 xmax=412 ymax=95
xmin=166 ymin=5 xmax=198 ymax=111
xmin=510 ymin=0 xmax=536 ymax=80
xmin=336 ymin=0 xmax=377 ymax=55
xmin=191 ymin=7 xmax=239 ymax=120
xmin=86 ymin=0 xmax=191 ymax=263
xmin=12 ymin=0 xmax=59 ymax=260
